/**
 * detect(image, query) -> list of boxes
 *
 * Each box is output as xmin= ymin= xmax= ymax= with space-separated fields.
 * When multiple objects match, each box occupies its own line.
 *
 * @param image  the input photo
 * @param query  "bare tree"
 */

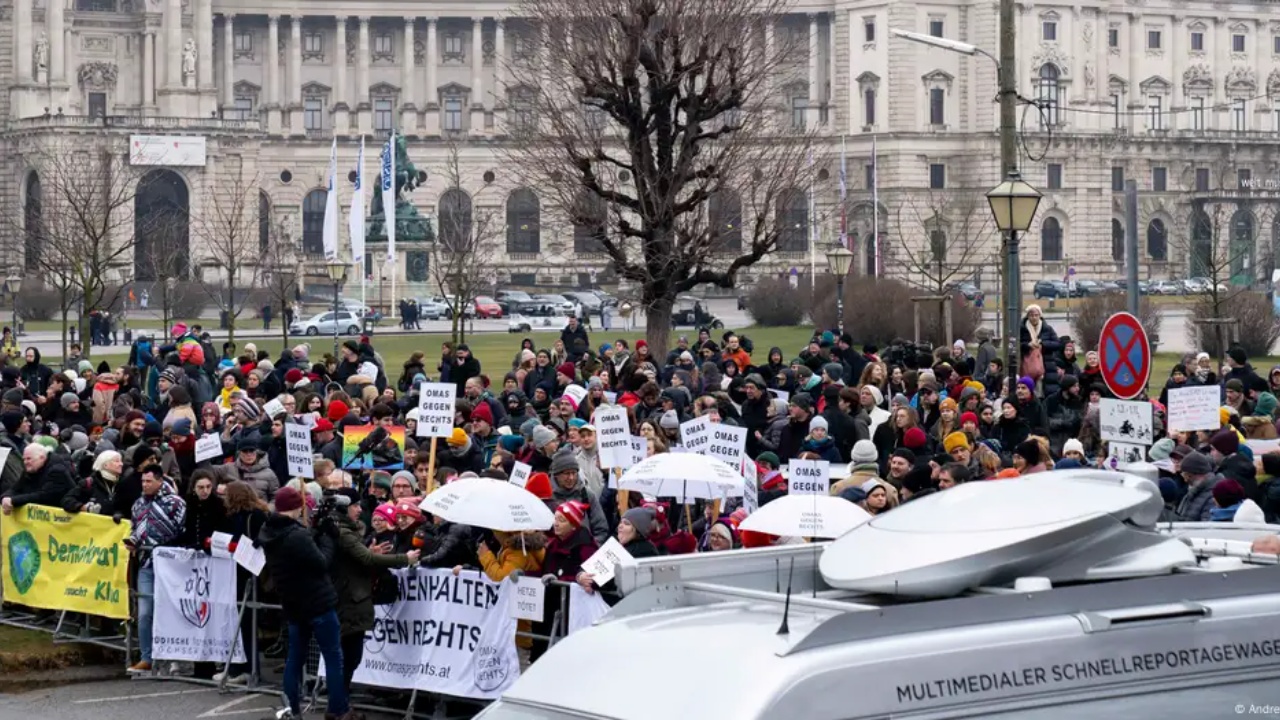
xmin=432 ymin=144 xmax=502 ymax=344
xmin=500 ymin=0 xmax=820 ymax=357
xmin=189 ymin=168 xmax=262 ymax=347
xmin=137 ymin=231 xmax=187 ymax=334
xmin=259 ymin=212 xmax=301 ymax=351
xmin=890 ymin=181 xmax=995 ymax=295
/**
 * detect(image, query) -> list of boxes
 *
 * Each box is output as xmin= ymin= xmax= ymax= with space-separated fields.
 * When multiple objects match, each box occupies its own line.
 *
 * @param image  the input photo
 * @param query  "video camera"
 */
xmin=884 ymin=340 xmax=934 ymax=371
xmin=311 ymin=489 xmax=352 ymax=536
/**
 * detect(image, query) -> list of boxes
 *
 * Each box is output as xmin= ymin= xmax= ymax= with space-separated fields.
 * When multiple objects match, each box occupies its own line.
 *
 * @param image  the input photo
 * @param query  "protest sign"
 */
xmin=508 ymin=461 xmax=532 ymax=488
xmin=680 ymin=416 xmax=712 ymax=454
xmin=707 ymin=425 xmax=747 ymax=469
xmin=510 ymin=576 xmax=545 ymax=622
xmin=787 ymin=459 xmax=830 ymax=496
xmin=593 ymin=406 xmax=631 ymax=469
xmin=151 ymin=548 xmax=246 ymax=663
xmin=742 ymin=461 xmax=759 ymax=514
xmin=194 ymin=433 xmax=223 ymax=463
xmin=580 ymin=537 xmax=635 ymax=586
xmin=1105 ymin=442 xmax=1147 ymax=469
xmin=630 ymin=435 xmax=646 ymax=466
xmin=769 ymin=389 xmax=790 ymax=403
xmin=417 ymin=382 xmax=457 ymax=438
xmin=562 ymin=385 xmax=587 ymax=408
xmin=233 ymin=539 xmax=266 ymax=576
xmin=352 ymin=568 xmax=520 ymax=699
xmin=0 ymin=504 xmax=131 ymax=618
xmin=209 ymin=531 xmax=234 ymax=559
xmin=285 ymin=422 xmax=315 ymax=479
xmin=1099 ymin=399 xmax=1154 ymax=445
xmin=261 ymin=398 xmax=286 ymax=419
xmin=1166 ymin=385 xmax=1222 ymax=433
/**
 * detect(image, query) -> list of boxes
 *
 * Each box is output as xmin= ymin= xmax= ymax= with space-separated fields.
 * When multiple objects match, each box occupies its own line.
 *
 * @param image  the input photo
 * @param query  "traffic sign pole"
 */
xmin=1099 ymin=312 xmax=1151 ymax=400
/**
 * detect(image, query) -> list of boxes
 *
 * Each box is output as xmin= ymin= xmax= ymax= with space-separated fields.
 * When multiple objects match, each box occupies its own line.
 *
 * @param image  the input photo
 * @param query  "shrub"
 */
xmin=1191 ymin=291 xmax=1280 ymax=358
xmin=743 ymin=276 xmax=809 ymax=326
xmin=169 ymin=282 xmax=207 ymax=320
xmin=1070 ymin=295 xmax=1163 ymax=352
xmin=16 ymin=288 xmax=61 ymax=322
xmin=810 ymin=276 xmax=981 ymax=348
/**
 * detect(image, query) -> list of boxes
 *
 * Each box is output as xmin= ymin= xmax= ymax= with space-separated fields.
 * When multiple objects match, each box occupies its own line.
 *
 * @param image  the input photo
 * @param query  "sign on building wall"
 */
xmin=129 ymin=135 xmax=207 ymax=167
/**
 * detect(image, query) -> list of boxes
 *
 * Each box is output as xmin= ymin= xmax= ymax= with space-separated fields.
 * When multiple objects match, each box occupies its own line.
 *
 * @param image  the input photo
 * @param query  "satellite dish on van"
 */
xmin=819 ymin=471 xmax=1194 ymax=598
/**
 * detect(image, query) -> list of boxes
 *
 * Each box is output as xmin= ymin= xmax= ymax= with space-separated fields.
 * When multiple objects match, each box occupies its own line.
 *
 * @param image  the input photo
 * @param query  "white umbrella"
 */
xmin=419 ymin=477 xmax=555 ymax=532
xmin=739 ymin=494 xmax=872 ymax=539
xmin=616 ymin=453 xmax=744 ymax=502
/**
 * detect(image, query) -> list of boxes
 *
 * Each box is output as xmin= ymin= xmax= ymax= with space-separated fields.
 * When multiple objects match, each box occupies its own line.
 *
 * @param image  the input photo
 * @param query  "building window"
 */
xmin=929 ymin=230 xmax=947 ymax=263
xmin=1238 ymin=168 xmax=1252 ymax=188
xmin=1047 ymin=163 xmax=1062 ymax=190
xmin=1232 ymin=34 xmax=1245 ymax=53
xmin=929 ymin=88 xmax=945 ymax=126
xmin=443 ymin=96 xmax=464 ymax=131
xmin=1191 ymin=31 xmax=1204 ymax=51
xmin=776 ymin=189 xmax=808 ymax=252
xmin=1112 ymin=166 xmax=1124 ymax=191
xmin=505 ymin=188 xmax=540 ymax=254
xmin=1274 ymin=35 xmax=1280 ymax=55
xmin=1233 ymin=99 xmax=1247 ymax=132
xmin=234 ymin=30 xmax=253 ymax=57
xmin=303 ymin=97 xmax=324 ymax=130
xmin=929 ymin=19 xmax=944 ymax=38
xmin=1111 ymin=93 xmax=1122 ymax=129
xmin=1042 ymin=21 xmax=1057 ymax=41
xmin=792 ymin=95 xmax=808 ymax=130
xmin=864 ymin=20 xmax=875 ymax=43
xmin=865 ymin=164 xmax=875 ymax=190
xmin=929 ymin=163 xmax=946 ymax=189
xmin=1147 ymin=95 xmax=1164 ymax=130
xmin=303 ymin=32 xmax=323 ymax=56
xmin=708 ymin=190 xmax=743 ymax=252
xmin=301 ymin=189 xmax=327 ymax=254
xmin=373 ymin=33 xmax=393 ymax=57
xmin=373 ymin=98 xmax=393 ymax=132
xmin=1108 ymin=27 xmax=1119 ymax=48
xmin=1147 ymin=219 xmax=1168 ymax=261
xmin=76 ymin=0 xmax=116 ymax=10
xmin=1152 ymin=166 xmax=1167 ymax=191
xmin=443 ymin=34 xmax=463 ymax=58
xmin=1111 ymin=219 xmax=1124 ymax=261
xmin=87 ymin=92 xmax=107 ymax=118
xmin=1191 ymin=97 xmax=1205 ymax=130
xmin=1195 ymin=167 xmax=1210 ymax=191
xmin=863 ymin=89 xmax=876 ymax=126
xmin=1037 ymin=65 xmax=1062 ymax=127
xmin=1147 ymin=30 xmax=1161 ymax=50
xmin=230 ymin=95 xmax=254 ymax=121
xmin=572 ymin=193 xmax=608 ymax=254
xmin=509 ymin=93 xmax=536 ymax=135
xmin=1041 ymin=217 xmax=1063 ymax=261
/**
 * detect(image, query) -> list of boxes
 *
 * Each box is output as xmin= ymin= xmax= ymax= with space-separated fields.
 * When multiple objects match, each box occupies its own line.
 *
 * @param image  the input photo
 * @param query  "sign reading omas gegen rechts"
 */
xmin=284 ymin=422 xmax=314 ymax=479
xmin=418 ymin=382 xmax=457 ymax=438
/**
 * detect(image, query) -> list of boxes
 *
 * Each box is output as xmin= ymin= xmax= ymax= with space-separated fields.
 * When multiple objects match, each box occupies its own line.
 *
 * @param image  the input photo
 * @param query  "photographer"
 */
xmin=329 ymin=488 xmax=419 ymax=701
xmin=258 ymin=486 xmax=351 ymax=720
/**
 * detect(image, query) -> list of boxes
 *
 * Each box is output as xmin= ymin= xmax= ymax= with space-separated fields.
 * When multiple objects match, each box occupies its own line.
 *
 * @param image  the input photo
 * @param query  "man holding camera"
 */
xmin=258 ymin=486 xmax=351 ymax=720
xmin=330 ymin=487 xmax=419 ymax=703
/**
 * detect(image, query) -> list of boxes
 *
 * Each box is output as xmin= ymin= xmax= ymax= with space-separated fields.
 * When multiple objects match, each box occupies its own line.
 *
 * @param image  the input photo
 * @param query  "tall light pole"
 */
xmin=825 ymin=244 xmax=854 ymax=333
xmin=5 ymin=271 xmax=22 ymax=338
xmin=986 ymin=174 xmax=1043 ymax=395
xmin=326 ymin=258 xmax=347 ymax=357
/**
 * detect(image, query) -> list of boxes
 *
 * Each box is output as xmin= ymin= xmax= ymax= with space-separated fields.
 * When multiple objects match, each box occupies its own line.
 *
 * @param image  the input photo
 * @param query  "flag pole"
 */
xmin=871 ymin=135 xmax=880 ymax=277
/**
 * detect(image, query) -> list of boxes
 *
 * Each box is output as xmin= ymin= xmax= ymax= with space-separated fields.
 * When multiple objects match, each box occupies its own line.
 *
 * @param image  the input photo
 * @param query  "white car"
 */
xmin=507 ymin=313 xmax=560 ymax=333
xmin=340 ymin=299 xmax=372 ymax=317
xmin=289 ymin=310 xmax=363 ymax=336
xmin=534 ymin=294 xmax=575 ymax=316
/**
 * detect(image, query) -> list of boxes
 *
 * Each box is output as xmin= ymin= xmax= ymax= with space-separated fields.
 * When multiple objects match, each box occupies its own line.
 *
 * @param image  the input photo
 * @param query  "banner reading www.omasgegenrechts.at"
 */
xmin=1 ymin=504 xmax=131 ymax=618
xmin=352 ymin=567 xmax=520 ymax=699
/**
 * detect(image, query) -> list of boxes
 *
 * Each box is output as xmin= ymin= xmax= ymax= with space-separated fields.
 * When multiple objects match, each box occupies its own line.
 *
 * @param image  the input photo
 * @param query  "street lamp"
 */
xmin=986 ymin=172 xmax=1043 ymax=394
xmin=5 ymin=272 xmax=21 ymax=337
xmin=824 ymin=244 xmax=854 ymax=333
xmin=326 ymin=257 xmax=347 ymax=357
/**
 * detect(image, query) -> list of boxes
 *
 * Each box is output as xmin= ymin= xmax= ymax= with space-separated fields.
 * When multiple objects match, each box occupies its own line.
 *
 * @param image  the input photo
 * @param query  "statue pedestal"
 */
xmin=286 ymin=103 xmax=305 ymax=136
xmin=157 ymin=86 xmax=201 ymax=117
xmin=35 ymin=69 xmax=48 ymax=84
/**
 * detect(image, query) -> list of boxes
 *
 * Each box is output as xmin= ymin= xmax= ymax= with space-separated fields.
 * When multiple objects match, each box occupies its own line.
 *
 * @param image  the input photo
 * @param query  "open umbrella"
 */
xmin=419 ymin=477 xmax=555 ymax=532
xmin=739 ymin=494 xmax=871 ymax=539
xmin=616 ymin=453 xmax=744 ymax=502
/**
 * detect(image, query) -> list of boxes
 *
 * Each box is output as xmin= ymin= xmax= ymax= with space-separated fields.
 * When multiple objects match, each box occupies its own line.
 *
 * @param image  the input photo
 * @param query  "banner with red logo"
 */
xmin=151 ymin=547 xmax=246 ymax=664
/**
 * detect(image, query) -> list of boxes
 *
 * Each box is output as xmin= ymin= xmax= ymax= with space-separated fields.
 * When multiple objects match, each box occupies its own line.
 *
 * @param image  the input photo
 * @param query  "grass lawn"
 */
xmin=0 ymin=625 xmax=112 ymax=673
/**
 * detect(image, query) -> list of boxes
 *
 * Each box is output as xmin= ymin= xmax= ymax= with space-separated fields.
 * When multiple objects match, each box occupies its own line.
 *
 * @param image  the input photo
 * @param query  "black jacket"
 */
xmin=259 ymin=513 xmax=338 ymax=623
xmin=333 ymin=516 xmax=413 ymax=636
xmin=61 ymin=471 xmax=121 ymax=514
xmin=419 ymin=521 xmax=476 ymax=569
xmin=3 ymin=454 xmax=75 ymax=510
xmin=19 ymin=351 xmax=54 ymax=396
xmin=181 ymin=495 xmax=228 ymax=550
xmin=451 ymin=355 xmax=482 ymax=396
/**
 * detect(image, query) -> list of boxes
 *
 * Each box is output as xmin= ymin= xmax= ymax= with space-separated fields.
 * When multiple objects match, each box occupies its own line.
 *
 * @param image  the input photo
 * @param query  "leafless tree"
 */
xmin=137 ymin=231 xmax=187 ymax=334
xmin=189 ymin=167 xmax=262 ymax=347
xmin=432 ymin=144 xmax=502 ymax=344
xmin=259 ymin=212 xmax=302 ymax=351
xmin=890 ymin=182 xmax=994 ymax=295
xmin=499 ymin=0 xmax=820 ymax=358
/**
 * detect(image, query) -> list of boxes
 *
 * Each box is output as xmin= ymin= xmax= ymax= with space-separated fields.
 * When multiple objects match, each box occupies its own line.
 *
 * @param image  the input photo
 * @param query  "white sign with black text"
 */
xmin=418 ymin=382 xmax=457 ymax=438
xmin=787 ymin=459 xmax=830 ymax=496
xmin=509 ymin=576 xmax=545 ymax=622
xmin=706 ymin=425 xmax=747 ymax=470
xmin=1099 ymin=399 xmax=1154 ymax=445
xmin=194 ymin=433 xmax=223 ymax=463
xmin=508 ymin=461 xmax=532 ymax=488
xmin=1166 ymin=385 xmax=1222 ymax=433
xmin=593 ymin=406 xmax=632 ymax=469
xmin=580 ymin=537 xmax=635 ymax=586
xmin=680 ymin=416 xmax=712 ymax=455
xmin=284 ymin=422 xmax=314 ymax=479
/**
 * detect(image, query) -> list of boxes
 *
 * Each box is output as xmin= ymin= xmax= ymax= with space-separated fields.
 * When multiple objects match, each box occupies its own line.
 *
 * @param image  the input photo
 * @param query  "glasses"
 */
xmin=392 ymin=482 xmax=413 ymax=489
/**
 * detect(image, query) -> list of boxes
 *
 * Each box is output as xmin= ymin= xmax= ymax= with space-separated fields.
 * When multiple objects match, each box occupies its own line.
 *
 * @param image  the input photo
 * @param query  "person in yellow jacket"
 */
xmin=1 ymin=327 xmax=18 ymax=362
xmin=457 ymin=530 xmax=546 ymax=659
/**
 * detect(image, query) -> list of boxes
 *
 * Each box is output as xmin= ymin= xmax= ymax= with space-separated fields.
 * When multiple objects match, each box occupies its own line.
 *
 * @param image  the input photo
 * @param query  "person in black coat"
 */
xmin=450 ymin=345 xmax=482 ymax=396
xmin=181 ymin=471 xmax=228 ymax=551
xmin=62 ymin=450 xmax=125 ymax=514
xmin=418 ymin=518 xmax=476 ymax=569
xmin=19 ymin=348 xmax=54 ymax=398
xmin=2 ymin=445 xmax=74 ymax=513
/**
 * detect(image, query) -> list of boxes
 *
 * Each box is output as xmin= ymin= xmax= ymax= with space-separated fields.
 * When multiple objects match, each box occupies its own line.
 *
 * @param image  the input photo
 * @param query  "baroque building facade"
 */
xmin=4 ymin=0 xmax=1280 ymax=299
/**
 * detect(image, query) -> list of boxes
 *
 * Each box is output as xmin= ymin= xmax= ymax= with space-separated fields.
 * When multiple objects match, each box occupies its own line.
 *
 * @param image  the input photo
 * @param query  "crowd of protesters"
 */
xmin=2 ymin=305 xmax=1280 ymax=717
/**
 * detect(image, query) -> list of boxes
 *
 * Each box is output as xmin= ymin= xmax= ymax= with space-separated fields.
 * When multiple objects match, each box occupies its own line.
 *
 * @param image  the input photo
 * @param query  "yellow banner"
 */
xmin=2 ymin=504 xmax=132 ymax=619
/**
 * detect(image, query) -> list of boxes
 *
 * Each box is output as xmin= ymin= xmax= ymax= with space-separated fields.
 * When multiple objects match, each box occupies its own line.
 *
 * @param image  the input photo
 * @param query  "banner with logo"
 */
xmin=351 ymin=567 xmax=519 ymax=699
xmin=1 ymin=504 xmax=131 ymax=618
xmin=151 ymin=547 xmax=246 ymax=663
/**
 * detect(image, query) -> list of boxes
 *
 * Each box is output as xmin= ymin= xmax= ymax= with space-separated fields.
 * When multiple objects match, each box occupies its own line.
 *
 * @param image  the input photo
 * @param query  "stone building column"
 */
xmin=807 ymin=14 xmax=820 ymax=129
xmin=196 ymin=0 xmax=212 ymax=88
xmin=143 ymin=31 xmax=156 ymax=106
xmin=221 ymin=14 xmax=234 ymax=107
xmin=288 ymin=16 xmax=303 ymax=134
xmin=424 ymin=18 xmax=439 ymax=135
xmin=1169 ymin=15 xmax=1182 ymax=128
xmin=333 ymin=17 xmax=349 ymax=131
xmin=15 ymin=0 xmax=32 ymax=82
xmin=1127 ymin=13 xmax=1140 ymax=133
xmin=357 ymin=16 xmax=371 ymax=133
xmin=401 ymin=17 xmax=418 ymax=132
xmin=165 ymin=0 xmax=182 ymax=88
xmin=266 ymin=14 xmax=282 ymax=133
xmin=471 ymin=17 xmax=485 ymax=134
xmin=48 ymin=0 xmax=65 ymax=83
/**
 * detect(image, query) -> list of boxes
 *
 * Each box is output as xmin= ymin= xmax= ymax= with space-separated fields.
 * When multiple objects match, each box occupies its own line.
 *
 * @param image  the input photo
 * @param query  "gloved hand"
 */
xmin=508 ymin=569 xmax=524 ymax=582
xmin=540 ymin=573 xmax=557 ymax=586
xmin=112 ymin=513 xmax=123 ymax=524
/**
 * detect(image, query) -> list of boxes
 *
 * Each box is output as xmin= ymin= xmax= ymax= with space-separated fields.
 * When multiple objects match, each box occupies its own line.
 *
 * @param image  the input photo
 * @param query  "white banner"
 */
xmin=350 ymin=136 xmax=367 ymax=264
xmin=743 ymin=460 xmax=759 ymax=514
xmin=285 ymin=422 xmax=314 ymax=479
xmin=787 ymin=459 xmax=830 ymax=496
xmin=418 ymin=382 xmax=457 ymax=438
xmin=706 ymin=425 xmax=747 ymax=469
xmin=680 ymin=416 xmax=712 ymax=454
xmin=352 ymin=568 xmax=519 ymax=699
xmin=1166 ymin=385 xmax=1222 ymax=433
xmin=151 ymin=548 xmax=246 ymax=664
xmin=1099 ymin=399 xmax=1154 ymax=445
xmin=593 ymin=406 xmax=631 ymax=469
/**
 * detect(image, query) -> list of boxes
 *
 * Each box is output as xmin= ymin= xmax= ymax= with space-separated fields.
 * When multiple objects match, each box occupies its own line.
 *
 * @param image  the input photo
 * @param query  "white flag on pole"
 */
xmin=321 ymin=137 xmax=339 ymax=261
xmin=380 ymin=131 xmax=396 ymax=263
xmin=349 ymin=136 xmax=366 ymax=265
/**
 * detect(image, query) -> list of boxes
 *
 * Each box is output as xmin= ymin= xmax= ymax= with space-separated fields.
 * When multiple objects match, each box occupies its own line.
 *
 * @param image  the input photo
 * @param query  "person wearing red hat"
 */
xmin=531 ymin=499 xmax=598 ymax=662
xmin=959 ymin=411 xmax=980 ymax=436
xmin=284 ymin=368 xmax=304 ymax=387
xmin=326 ymin=399 xmax=350 ymax=424
xmin=524 ymin=471 xmax=555 ymax=510
xmin=392 ymin=501 xmax=425 ymax=553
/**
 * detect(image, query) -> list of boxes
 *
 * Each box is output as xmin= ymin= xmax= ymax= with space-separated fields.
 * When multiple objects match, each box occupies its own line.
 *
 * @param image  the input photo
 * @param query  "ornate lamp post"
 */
xmin=985 ymin=172 xmax=1043 ymax=394
xmin=824 ymin=245 xmax=854 ymax=333
xmin=326 ymin=257 xmax=347 ymax=357
xmin=5 ymin=271 xmax=22 ymax=337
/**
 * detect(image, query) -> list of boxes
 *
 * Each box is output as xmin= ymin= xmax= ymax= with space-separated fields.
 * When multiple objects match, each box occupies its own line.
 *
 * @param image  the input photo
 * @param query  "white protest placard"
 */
xmin=0 ymin=448 xmax=10 ymax=474
xmin=769 ymin=389 xmax=790 ymax=403
xmin=707 ymin=425 xmax=747 ymax=469
xmin=508 ymin=461 xmax=532 ymax=488
xmin=680 ymin=415 xmax=712 ymax=455
xmin=592 ymin=406 xmax=631 ymax=469
xmin=350 ymin=568 xmax=520 ymax=698
xmin=742 ymin=460 xmax=759 ymax=514
xmin=1105 ymin=442 xmax=1147 ymax=470
xmin=1246 ymin=438 xmax=1280 ymax=456
xmin=630 ymin=435 xmax=647 ymax=466
xmin=209 ymin=531 xmax=234 ymax=559
xmin=580 ymin=537 xmax=635 ymax=586
xmin=151 ymin=548 xmax=247 ymax=664
xmin=603 ymin=391 xmax=617 ymax=404
xmin=284 ymin=422 xmax=314 ymax=479
xmin=509 ymin=575 xmax=545 ymax=622
xmin=562 ymin=384 xmax=587 ymax=408
xmin=787 ymin=459 xmax=830 ymax=496
xmin=296 ymin=412 xmax=318 ymax=428
xmin=418 ymin=382 xmax=457 ymax=438
xmin=261 ymin=398 xmax=286 ymax=419
xmin=1166 ymin=385 xmax=1222 ymax=433
xmin=194 ymin=433 xmax=223 ymax=463
xmin=1099 ymin=398 xmax=1154 ymax=445
xmin=567 ymin=584 xmax=611 ymax=635
xmin=232 ymin=538 xmax=266 ymax=576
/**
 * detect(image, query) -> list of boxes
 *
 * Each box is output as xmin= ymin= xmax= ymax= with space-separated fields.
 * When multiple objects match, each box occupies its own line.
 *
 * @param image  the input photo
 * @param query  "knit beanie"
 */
xmin=622 ymin=507 xmax=655 ymax=537
xmin=943 ymin=431 xmax=969 ymax=454
xmin=556 ymin=500 xmax=588 ymax=528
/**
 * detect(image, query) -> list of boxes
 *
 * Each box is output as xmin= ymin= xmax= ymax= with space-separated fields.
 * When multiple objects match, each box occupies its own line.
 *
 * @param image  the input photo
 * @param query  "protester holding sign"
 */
xmin=531 ymin=501 xmax=599 ymax=662
xmin=128 ymin=465 xmax=187 ymax=673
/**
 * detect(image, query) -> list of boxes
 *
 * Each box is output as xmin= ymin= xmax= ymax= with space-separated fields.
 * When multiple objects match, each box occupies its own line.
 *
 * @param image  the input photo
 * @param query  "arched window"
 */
xmin=1190 ymin=210 xmax=1212 ymax=278
xmin=301 ymin=189 xmax=327 ymax=254
xmin=438 ymin=188 xmax=473 ymax=252
xmin=1037 ymin=64 xmax=1062 ymax=128
xmin=23 ymin=172 xmax=41 ymax=272
xmin=1041 ymin=216 xmax=1063 ymax=261
xmin=258 ymin=190 xmax=271 ymax=252
xmin=135 ymin=169 xmax=191 ymax=280
xmin=1230 ymin=209 xmax=1256 ymax=285
xmin=708 ymin=189 xmax=742 ymax=252
xmin=572 ymin=192 xmax=607 ymax=254
xmin=929 ymin=229 xmax=947 ymax=263
xmin=505 ymin=188 xmax=540 ymax=254
xmin=1111 ymin=219 xmax=1124 ymax=261
xmin=1146 ymin=218 xmax=1168 ymax=261
xmin=776 ymin=188 xmax=808 ymax=252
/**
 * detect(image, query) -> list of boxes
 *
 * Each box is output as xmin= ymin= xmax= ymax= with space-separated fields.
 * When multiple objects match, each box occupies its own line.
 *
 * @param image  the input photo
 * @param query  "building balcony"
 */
xmin=4 ymin=113 xmax=263 ymax=134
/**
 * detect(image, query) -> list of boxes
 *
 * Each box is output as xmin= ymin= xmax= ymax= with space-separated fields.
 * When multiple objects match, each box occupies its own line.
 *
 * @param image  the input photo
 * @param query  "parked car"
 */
xmin=1032 ymin=280 xmax=1071 ymax=299
xmin=534 ymin=294 xmax=575 ymax=316
xmin=495 ymin=290 xmax=534 ymax=315
xmin=507 ymin=313 xmax=561 ymax=333
xmin=563 ymin=291 xmax=604 ymax=314
xmin=511 ymin=300 xmax=563 ymax=317
xmin=473 ymin=296 xmax=503 ymax=318
xmin=1099 ymin=281 xmax=1123 ymax=295
xmin=673 ymin=295 xmax=724 ymax=329
xmin=340 ymin=299 xmax=372 ymax=317
xmin=1184 ymin=277 xmax=1214 ymax=294
xmin=588 ymin=290 xmax=619 ymax=308
xmin=412 ymin=297 xmax=448 ymax=320
xmin=1074 ymin=280 xmax=1104 ymax=297
xmin=951 ymin=281 xmax=985 ymax=304
xmin=289 ymin=310 xmax=363 ymax=336
xmin=430 ymin=295 xmax=474 ymax=320
xmin=1149 ymin=279 xmax=1184 ymax=295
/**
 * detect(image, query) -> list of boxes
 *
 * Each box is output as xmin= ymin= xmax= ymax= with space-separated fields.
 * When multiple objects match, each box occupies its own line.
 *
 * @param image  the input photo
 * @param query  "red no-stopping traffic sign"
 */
xmin=1099 ymin=312 xmax=1151 ymax=400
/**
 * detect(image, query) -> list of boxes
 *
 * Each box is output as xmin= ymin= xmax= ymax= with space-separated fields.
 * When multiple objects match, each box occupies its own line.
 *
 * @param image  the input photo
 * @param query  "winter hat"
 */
xmin=395 ymin=501 xmax=424 ymax=522
xmin=903 ymin=427 xmax=928 ymax=450
xmin=550 ymin=447 xmax=579 ymax=476
xmin=943 ymin=431 xmax=969 ymax=454
xmin=1219 ymin=406 xmax=1233 ymax=428
xmin=123 ymin=410 xmax=146 ymax=425
xmin=447 ymin=427 xmax=469 ymax=447
xmin=1180 ymin=450 xmax=1214 ymax=476
xmin=864 ymin=385 xmax=883 ymax=406
xmin=293 ymin=344 xmax=311 ymax=359
xmin=1171 ymin=443 xmax=1194 ymax=460
xmin=370 ymin=470 xmax=394 ymax=492
xmin=171 ymin=418 xmax=193 ymax=438
xmin=822 ymin=363 xmax=844 ymax=383
xmin=902 ymin=466 xmax=935 ymax=495
xmin=756 ymin=451 xmax=781 ymax=470
xmin=159 ymin=367 xmax=182 ymax=386
xmin=92 ymin=450 xmax=122 ymax=474
xmin=1209 ymin=427 xmax=1239 ymax=456
xmin=499 ymin=434 xmax=524 ymax=453
xmin=839 ymin=486 xmax=868 ymax=505
xmin=60 ymin=392 xmax=79 ymax=410
xmin=1213 ymin=478 xmax=1246 ymax=507
xmin=274 ymin=486 xmax=305 ymax=513
xmin=326 ymin=400 xmax=350 ymax=423
xmin=77 ymin=360 xmax=94 ymax=374
xmin=708 ymin=518 xmax=735 ymax=545
xmin=622 ymin=507 xmax=656 ymax=537
xmin=471 ymin=402 xmax=494 ymax=426
xmin=939 ymin=398 xmax=958 ymax=413
xmin=372 ymin=503 xmax=397 ymax=525
xmin=284 ymin=368 xmax=304 ymax=385
xmin=1149 ymin=437 xmax=1175 ymax=462
xmin=391 ymin=470 xmax=417 ymax=488
xmin=809 ymin=416 xmax=829 ymax=433
xmin=64 ymin=431 xmax=88 ymax=452
xmin=143 ymin=420 xmax=163 ymax=440
xmin=235 ymin=396 xmax=261 ymax=420
xmin=850 ymin=440 xmax=878 ymax=465
xmin=960 ymin=411 xmax=979 ymax=427
xmin=555 ymin=500 xmax=588 ymax=528
xmin=556 ymin=362 xmax=576 ymax=380
xmin=660 ymin=410 xmax=680 ymax=430
xmin=1017 ymin=376 xmax=1035 ymax=392
xmin=1062 ymin=438 xmax=1085 ymax=456
xmin=891 ymin=393 xmax=910 ymax=408
xmin=891 ymin=447 xmax=917 ymax=464
xmin=170 ymin=322 xmax=188 ymax=338
xmin=1228 ymin=347 xmax=1247 ymax=365
xmin=789 ymin=392 xmax=813 ymax=412
xmin=1014 ymin=439 xmax=1042 ymax=465
xmin=525 ymin=472 xmax=553 ymax=500
xmin=531 ymin=424 xmax=557 ymax=449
